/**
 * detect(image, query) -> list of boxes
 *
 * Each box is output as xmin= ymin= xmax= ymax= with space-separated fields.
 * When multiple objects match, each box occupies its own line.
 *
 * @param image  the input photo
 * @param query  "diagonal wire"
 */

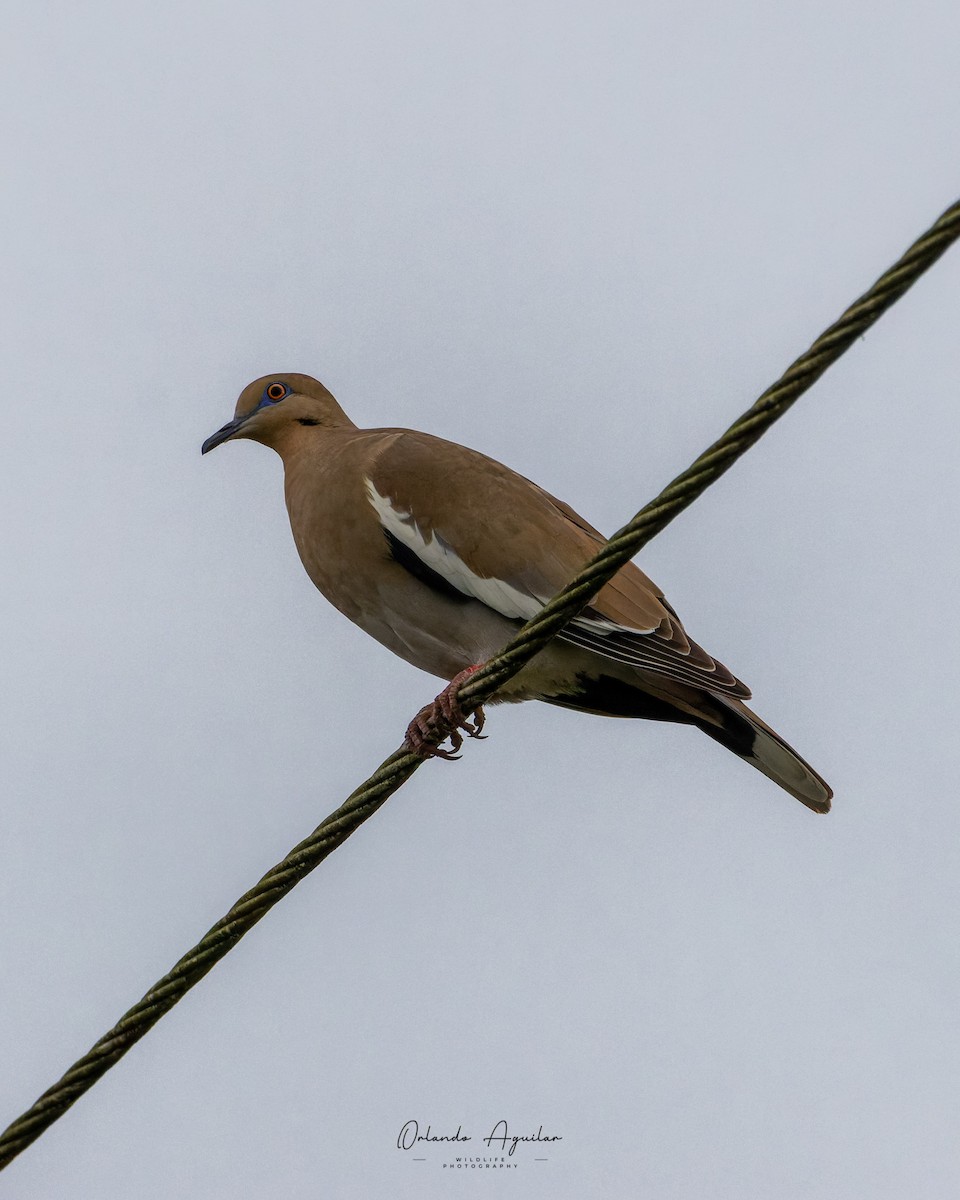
xmin=1 ymin=197 xmax=958 ymax=1172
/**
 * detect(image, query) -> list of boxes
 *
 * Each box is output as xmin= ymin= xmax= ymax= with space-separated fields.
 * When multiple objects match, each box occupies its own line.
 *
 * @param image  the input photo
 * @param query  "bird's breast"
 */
xmin=280 ymin=442 xmax=518 ymax=681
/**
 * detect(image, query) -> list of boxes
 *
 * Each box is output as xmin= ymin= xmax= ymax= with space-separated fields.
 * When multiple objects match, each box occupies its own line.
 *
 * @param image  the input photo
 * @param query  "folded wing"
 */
xmin=365 ymin=431 xmax=750 ymax=701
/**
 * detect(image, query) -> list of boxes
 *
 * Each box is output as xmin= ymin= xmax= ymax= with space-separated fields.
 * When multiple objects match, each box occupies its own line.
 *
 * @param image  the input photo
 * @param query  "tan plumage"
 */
xmin=203 ymin=373 xmax=832 ymax=813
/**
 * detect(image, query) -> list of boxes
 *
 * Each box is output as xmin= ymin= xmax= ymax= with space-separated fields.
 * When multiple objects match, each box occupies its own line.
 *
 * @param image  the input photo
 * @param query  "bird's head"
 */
xmin=201 ymin=373 xmax=355 ymax=455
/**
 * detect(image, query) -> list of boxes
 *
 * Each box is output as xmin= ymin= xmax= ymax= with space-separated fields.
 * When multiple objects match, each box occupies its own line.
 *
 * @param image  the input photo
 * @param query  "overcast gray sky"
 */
xmin=3 ymin=1 xmax=960 ymax=1196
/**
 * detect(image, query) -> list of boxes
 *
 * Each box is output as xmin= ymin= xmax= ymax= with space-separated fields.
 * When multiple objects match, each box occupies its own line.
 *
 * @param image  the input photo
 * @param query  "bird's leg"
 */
xmin=405 ymin=665 xmax=487 ymax=759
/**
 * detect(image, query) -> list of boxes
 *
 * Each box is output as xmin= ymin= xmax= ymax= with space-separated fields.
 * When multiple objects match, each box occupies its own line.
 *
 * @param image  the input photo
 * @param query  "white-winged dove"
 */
xmin=203 ymin=373 xmax=832 ymax=812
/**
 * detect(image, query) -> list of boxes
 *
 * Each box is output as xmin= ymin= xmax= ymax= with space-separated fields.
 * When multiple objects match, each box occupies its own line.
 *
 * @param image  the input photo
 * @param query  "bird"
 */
xmin=202 ymin=372 xmax=832 ymax=813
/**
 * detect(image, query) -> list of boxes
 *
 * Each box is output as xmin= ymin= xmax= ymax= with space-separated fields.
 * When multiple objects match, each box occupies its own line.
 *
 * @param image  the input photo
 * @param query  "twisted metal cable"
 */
xmin=1 ymin=197 xmax=958 ymax=1171
xmin=459 ymin=198 xmax=960 ymax=705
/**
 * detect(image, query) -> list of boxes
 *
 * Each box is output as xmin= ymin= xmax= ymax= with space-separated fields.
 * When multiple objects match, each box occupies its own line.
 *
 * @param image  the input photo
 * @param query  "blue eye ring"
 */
xmin=264 ymin=381 xmax=287 ymax=403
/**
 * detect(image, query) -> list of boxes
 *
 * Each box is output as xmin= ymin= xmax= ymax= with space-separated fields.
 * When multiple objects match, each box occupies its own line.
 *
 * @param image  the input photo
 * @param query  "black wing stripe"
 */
xmin=382 ymin=528 xmax=472 ymax=603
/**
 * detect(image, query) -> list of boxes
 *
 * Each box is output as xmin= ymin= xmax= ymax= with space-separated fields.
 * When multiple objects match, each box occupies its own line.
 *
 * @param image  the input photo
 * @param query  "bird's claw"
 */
xmin=404 ymin=666 xmax=486 ymax=760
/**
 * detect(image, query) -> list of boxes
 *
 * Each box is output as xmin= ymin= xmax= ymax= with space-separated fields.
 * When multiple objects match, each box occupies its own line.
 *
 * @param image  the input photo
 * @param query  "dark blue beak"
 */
xmin=201 ymin=414 xmax=249 ymax=455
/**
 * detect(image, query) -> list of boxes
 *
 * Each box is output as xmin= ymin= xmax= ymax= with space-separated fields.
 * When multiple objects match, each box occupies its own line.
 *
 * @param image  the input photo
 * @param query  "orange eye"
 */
xmin=267 ymin=382 xmax=286 ymax=401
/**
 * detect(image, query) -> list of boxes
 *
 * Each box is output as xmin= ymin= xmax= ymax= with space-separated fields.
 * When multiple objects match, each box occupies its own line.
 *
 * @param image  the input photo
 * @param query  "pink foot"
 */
xmin=405 ymin=665 xmax=487 ymax=759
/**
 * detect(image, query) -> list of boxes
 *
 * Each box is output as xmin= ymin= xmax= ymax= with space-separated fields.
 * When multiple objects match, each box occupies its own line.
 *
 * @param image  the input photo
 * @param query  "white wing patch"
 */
xmin=364 ymin=478 xmax=541 ymax=620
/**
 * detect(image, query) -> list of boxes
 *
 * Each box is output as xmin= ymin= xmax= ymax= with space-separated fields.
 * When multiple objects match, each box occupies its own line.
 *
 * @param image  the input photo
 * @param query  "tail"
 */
xmin=539 ymin=669 xmax=832 ymax=812
xmin=695 ymin=695 xmax=832 ymax=813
